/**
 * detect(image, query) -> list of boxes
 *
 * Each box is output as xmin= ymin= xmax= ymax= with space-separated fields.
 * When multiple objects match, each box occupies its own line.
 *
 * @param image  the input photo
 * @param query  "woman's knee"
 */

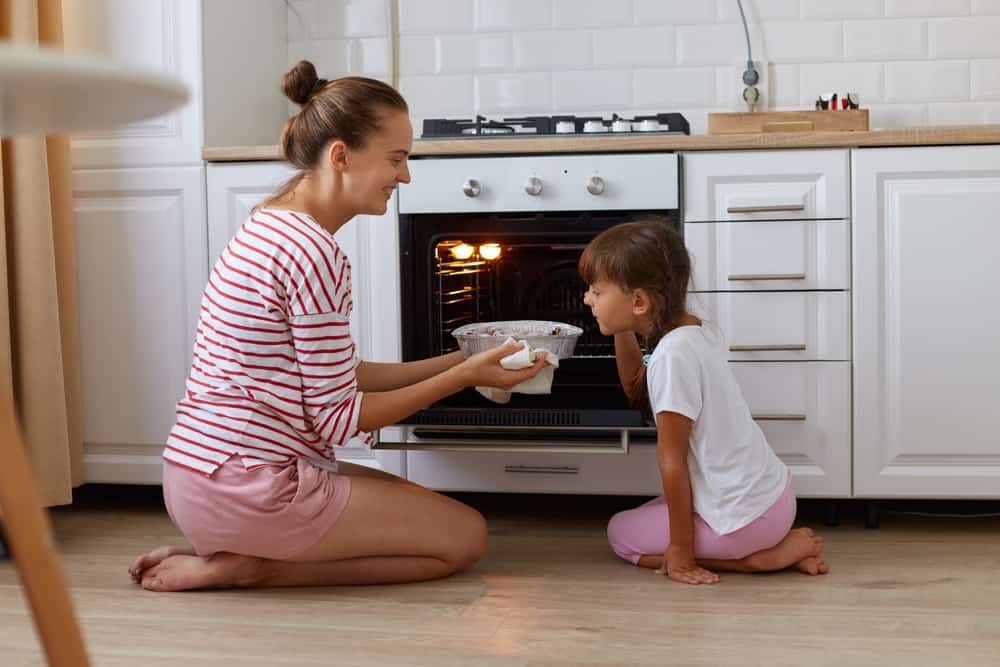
xmin=444 ymin=507 xmax=488 ymax=572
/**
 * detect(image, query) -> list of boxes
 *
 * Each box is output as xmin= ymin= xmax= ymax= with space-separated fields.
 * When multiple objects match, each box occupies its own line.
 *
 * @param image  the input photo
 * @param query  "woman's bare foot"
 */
xmin=744 ymin=527 xmax=825 ymax=573
xmin=794 ymin=555 xmax=830 ymax=575
xmin=140 ymin=552 xmax=262 ymax=592
xmin=128 ymin=545 xmax=196 ymax=583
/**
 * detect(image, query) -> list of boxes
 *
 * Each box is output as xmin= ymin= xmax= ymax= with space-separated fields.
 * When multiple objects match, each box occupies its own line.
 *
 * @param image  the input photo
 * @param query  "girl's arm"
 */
xmin=356 ymin=341 xmax=546 ymax=433
xmin=654 ymin=410 xmax=720 ymax=585
xmin=356 ymin=351 xmax=465 ymax=392
xmin=614 ymin=332 xmax=644 ymax=400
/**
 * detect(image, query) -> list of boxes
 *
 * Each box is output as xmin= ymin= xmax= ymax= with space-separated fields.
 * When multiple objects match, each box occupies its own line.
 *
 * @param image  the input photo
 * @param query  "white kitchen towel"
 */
xmin=476 ymin=337 xmax=560 ymax=404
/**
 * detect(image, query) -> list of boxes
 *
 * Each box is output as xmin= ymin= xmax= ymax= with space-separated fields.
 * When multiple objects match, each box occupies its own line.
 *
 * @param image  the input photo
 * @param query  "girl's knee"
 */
xmin=445 ymin=507 xmax=488 ymax=572
xmin=606 ymin=511 xmax=639 ymax=564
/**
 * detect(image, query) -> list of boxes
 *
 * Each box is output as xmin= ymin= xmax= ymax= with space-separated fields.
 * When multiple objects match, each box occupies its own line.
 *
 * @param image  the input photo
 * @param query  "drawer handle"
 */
xmin=728 ymin=273 xmax=806 ymax=281
xmin=727 ymin=204 xmax=806 ymax=214
xmin=504 ymin=465 xmax=580 ymax=475
xmin=752 ymin=413 xmax=807 ymax=421
xmin=730 ymin=344 xmax=807 ymax=352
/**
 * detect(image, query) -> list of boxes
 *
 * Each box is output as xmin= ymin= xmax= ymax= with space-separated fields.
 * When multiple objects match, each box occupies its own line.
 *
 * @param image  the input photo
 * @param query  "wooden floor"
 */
xmin=2 ymin=487 xmax=1000 ymax=667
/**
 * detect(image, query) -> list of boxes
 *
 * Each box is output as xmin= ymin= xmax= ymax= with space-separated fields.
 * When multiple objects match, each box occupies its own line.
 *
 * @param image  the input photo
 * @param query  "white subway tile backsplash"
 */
xmin=475 ymin=73 xmax=553 ymax=111
xmin=972 ymin=61 xmax=1000 ymax=99
xmin=437 ymin=34 xmax=512 ymax=73
xmin=931 ymin=17 xmax=1000 ymax=57
xmin=515 ymin=31 xmax=592 ymax=70
xmin=399 ymin=0 xmax=474 ymax=34
xmin=845 ymin=20 xmax=926 ymax=60
xmin=886 ymin=0 xmax=970 ymax=17
xmin=475 ymin=0 xmax=552 ymax=31
xmin=400 ymin=74 xmax=474 ymax=114
xmin=799 ymin=63 xmax=884 ymax=105
xmin=634 ymin=0 xmax=716 ymax=25
xmin=594 ymin=27 xmax=675 ymax=68
xmin=677 ymin=24 xmax=764 ymax=65
xmin=399 ymin=36 xmax=436 ymax=75
xmin=357 ymin=38 xmax=389 ymax=75
xmin=868 ymin=103 xmax=928 ymax=128
xmin=635 ymin=67 xmax=715 ymax=108
xmin=929 ymin=101 xmax=1000 ymax=124
xmin=554 ymin=0 xmax=633 ymax=28
xmin=886 ymin=61 xmax=970 ymax=102
xmin=553 ymin=70 xmax=633 ymax=110
xmin=717 ymin=0 xmax=799 ymax=21
xmin=973 ymin=0 xmax=1000 ymax=13
xmin=801 ymin=0 xmax=885 ymax=19
xmin=288 ymin=1 xmax=1000 ymax=130
xmin=761 ymin=21 xmax=843 ymax=63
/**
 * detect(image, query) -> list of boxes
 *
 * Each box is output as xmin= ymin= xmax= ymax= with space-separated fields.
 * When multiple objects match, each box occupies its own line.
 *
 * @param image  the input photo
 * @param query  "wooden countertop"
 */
xmin=203 ymin=125 xmax=1000 ymax=162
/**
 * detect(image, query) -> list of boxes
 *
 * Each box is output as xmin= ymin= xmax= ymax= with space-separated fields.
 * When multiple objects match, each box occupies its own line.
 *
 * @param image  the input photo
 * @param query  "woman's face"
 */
xmin=342 ymin=109 xmax=413 ymax=215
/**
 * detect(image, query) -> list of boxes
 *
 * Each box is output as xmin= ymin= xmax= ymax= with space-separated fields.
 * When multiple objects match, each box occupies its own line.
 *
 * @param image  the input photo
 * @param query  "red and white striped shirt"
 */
xmin=163 ymin=208 xmax=371 ymax=476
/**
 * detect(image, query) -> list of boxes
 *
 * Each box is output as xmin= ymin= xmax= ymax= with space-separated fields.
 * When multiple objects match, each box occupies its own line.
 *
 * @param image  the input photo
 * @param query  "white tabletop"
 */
xmin=0 ymin=43 xmax=189 ymax=136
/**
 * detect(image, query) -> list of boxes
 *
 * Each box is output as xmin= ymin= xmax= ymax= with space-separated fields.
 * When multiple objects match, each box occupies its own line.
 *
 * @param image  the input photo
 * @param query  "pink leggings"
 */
xmin=607 ymin=474 xmax=796 ymax=564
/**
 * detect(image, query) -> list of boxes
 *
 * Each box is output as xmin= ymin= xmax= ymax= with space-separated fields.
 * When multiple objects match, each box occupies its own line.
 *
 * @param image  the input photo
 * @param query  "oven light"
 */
xmin=479 ymin=243 xmax=502 ymax=260
xmin=451 ymin=243 xmax=475 ymax=260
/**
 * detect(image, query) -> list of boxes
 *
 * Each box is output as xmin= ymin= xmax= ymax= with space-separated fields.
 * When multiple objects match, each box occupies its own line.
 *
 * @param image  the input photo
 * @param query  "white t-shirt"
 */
xmin=646 ymin=322 xmax=788 ymax=536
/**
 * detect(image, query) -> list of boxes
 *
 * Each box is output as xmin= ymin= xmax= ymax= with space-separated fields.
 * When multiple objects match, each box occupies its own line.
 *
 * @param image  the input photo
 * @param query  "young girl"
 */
xmin=580 ymin=221 xmax=829 ymax=585
xmin=127 ymin=62 xmax=547 ymax=592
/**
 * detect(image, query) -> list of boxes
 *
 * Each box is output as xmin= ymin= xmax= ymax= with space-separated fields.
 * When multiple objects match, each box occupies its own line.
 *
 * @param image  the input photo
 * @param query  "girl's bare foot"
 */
xmin=128 ymin=545 xmax=196 ymax=583
xmin=140 ymin=552 xmax=261 ymax=592
xmin=744 ymin=527 xmax=824 ymax=573
xmin=794 ymin=555 xmax=830 ymax=575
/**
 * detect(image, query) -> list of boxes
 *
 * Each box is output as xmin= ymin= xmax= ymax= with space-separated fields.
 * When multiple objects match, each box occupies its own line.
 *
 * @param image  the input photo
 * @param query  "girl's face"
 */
xmin=341 ymin=109 xmax=413 ymax=215
xmin=583 ymin=278 xmax=641 ymax=336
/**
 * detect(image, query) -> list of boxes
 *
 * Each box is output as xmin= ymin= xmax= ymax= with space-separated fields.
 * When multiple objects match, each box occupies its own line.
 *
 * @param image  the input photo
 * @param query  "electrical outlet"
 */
xmin=726 ymin=59 xmax=768 ymax=112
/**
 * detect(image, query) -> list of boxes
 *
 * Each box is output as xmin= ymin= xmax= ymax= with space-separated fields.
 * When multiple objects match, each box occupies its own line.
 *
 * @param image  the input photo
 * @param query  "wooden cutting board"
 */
xmin=708 ymin=109 xmax=870 ymax=134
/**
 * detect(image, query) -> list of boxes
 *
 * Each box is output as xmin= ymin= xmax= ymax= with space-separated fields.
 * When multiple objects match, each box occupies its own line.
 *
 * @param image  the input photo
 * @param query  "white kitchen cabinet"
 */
xmin=682 ymin=149 xmax=849 ymax=222
xmin=74 ymin=167 xmax=207 ymax=483
xmin=853 ymin=146 xmax=1000 ymax=498
xmin=62 ymin=0 xmax=203 ymax=168
xmin=206 ymin=161 xmax=404 ymax=476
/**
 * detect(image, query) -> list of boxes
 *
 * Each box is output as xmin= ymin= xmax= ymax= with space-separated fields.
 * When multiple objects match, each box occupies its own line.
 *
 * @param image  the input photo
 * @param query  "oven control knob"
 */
xmin=524 ymin=176 xmax=543 ymax=196
xmin=462 ymin=178 xmax=481 ymax=197
xmin=586 ymin=176 xmax=605 ymax=195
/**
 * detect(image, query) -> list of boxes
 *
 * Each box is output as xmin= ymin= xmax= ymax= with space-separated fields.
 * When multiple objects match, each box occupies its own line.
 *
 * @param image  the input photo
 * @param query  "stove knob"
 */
xmin=555 ymin=120 xmax=576 ymax=134
xmin=586 ymin=176 xmax=605 ymax=195
xmin=524 ymin=176 xmax=543 ymax=196
xmin=462 ymin=178 xmax=481 ymax=197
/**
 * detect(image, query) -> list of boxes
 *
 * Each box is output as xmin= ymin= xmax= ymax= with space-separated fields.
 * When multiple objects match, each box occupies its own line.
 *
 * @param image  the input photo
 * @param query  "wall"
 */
xmin=286 ymin=0 xmax=1000 ymax=134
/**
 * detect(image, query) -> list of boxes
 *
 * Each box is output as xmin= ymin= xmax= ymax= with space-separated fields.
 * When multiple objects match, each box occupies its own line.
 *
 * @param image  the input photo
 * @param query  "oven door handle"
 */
xmin=373 ymin=427 xmax=630 ymax=454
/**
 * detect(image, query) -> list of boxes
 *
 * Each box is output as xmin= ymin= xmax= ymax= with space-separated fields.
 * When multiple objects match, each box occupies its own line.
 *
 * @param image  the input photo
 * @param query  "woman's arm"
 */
xmin=356 ymin=341 xmax=546 ymax=433
xmin=614 ymin=332 xmax=644 ymax=400
xmin=654 ymin=410 xmax=720 ymax=585
xmin=356 ymin=351 xmax=465 ymax=392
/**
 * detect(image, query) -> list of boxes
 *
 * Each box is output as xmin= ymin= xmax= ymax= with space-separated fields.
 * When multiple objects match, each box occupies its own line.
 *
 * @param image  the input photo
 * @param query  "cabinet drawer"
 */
xmin=682 ymin=150 xmax=849 ymax=222
xmin=731 ymin=362 xmax=851 ymax=497
xmin=691 ymin=291 xmax=850 ymax=361
xmin=685 ymin=220 xmax=849 ymax=291
xmin=406 ymin=447 xmax=662 ymax=496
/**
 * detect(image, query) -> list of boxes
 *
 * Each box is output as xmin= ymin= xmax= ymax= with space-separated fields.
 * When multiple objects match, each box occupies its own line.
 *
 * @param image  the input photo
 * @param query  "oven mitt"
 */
xmin=476 ymin=337 xmax=560 ymax=404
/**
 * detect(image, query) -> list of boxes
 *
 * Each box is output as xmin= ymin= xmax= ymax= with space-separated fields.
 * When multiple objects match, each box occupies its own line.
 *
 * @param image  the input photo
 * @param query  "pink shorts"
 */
xmin=163 ymin=455 xmax=352 ymax=560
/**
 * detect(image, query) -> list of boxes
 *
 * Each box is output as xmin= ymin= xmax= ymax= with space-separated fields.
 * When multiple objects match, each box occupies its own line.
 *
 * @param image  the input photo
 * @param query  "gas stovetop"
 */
xmin=421 ymin=113 xmax=690 ymax=139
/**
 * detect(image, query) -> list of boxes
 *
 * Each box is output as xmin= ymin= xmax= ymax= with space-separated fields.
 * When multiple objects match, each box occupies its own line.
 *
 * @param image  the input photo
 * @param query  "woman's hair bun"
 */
xmin=283 ymin=60 xmax=326 ymax=106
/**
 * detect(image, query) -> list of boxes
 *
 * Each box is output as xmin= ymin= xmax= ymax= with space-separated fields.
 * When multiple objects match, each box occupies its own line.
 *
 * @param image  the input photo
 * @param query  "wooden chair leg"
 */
xmin=0 ymin=394 xmax=90 ymax=666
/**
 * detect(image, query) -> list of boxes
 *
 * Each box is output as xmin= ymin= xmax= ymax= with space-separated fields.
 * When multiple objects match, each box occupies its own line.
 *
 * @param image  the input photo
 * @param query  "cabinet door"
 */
xmin=205 ymin=162 xmax=403 ymax=475
xmin=853 ymin=146 xmax=1000 ymax=498
xmin=74 ymin=167 xmax=206 ymax=483
xmin=682 ymin=150 xmax=849 ymax=222
xmin=62 ymin=0 xmax=202 ymax=167
xmin=731 ymin=363 xmax=851 ymax=497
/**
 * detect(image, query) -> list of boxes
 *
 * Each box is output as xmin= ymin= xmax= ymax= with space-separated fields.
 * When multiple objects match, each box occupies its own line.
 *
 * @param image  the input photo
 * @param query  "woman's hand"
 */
xmin=458 ymin=340 xmax=548 ymax=389
xmin=655 ymin=545 xmax=720 ymax=585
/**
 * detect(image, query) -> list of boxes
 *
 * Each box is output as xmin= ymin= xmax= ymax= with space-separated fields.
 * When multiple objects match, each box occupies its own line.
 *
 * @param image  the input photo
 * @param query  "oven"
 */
xmin=374 ymin=152 xmax=679 ymax=453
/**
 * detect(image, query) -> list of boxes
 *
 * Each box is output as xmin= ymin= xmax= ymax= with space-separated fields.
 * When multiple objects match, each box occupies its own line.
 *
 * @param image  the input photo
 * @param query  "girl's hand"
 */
xmin=655 ymin=546 xmax=720 ymax=585
xmin=458 ymin=340 xmax=548 ymax=389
